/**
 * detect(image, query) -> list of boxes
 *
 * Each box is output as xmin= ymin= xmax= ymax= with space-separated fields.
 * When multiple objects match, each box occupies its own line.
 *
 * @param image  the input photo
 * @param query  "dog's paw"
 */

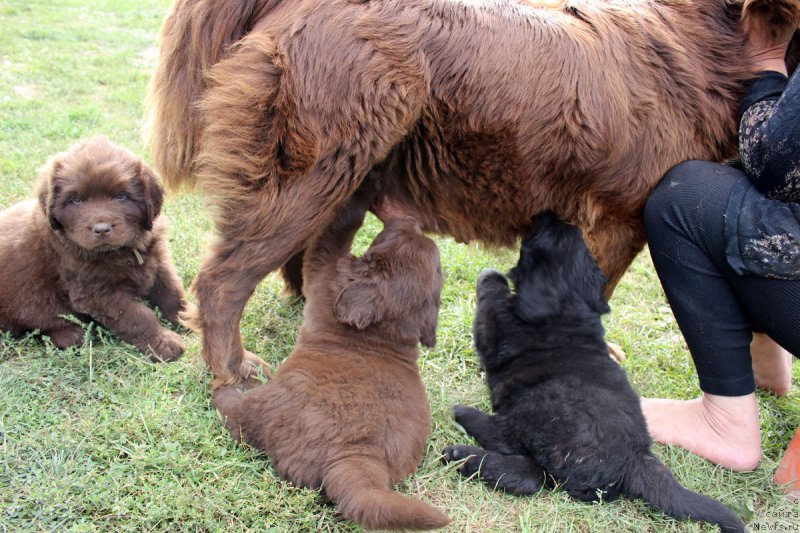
xmin=240 ymin=350 xmax=272 ymax=382
xmin=477 ymin=269 xmax=507 ymax=287
xmin=48 ymin=325 xmax=85 ymax=349
xmin=442 ymin=444 xmax=487 ymax=477
xmin=158 ymin=299 xmax=187 ymax=327
xmin=146 ymin=328 xmax=185 ymax=362
xmin=452 ymin=404 xmax=483 ymax=425
xmin=476 ymin=269 xmax=510 ymax=299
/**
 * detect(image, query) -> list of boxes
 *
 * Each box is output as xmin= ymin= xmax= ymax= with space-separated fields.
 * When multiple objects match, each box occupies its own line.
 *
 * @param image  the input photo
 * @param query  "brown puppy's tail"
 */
xmin=324 ymin=456 xmax=450 ymax=531
xmin=623 ymin=453 xmax=745 ymax=533
xmin=144 ymin=0 xmax=284 ymax=188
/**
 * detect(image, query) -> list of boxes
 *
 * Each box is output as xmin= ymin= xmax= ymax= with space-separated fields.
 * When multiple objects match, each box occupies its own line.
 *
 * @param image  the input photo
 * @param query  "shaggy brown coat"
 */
xmin=0 ymin=137 xmax=186 ymax=361
xmin=146 ymin=0 xmax=799 ymax=383
xmin=213 ymin=190 xmax=448 ymax=530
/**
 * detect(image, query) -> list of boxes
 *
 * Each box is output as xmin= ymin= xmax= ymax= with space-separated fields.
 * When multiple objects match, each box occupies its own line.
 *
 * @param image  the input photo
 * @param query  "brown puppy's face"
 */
xmin=37 ymin=136 xmax=164 ymax=252
xmin=334 ymin=217 xmax=443 ymax=347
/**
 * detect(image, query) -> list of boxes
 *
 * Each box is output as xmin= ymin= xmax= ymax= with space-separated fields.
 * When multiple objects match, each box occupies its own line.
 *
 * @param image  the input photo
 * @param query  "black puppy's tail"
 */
xmin=623 ymin=453 xmax=745 ymax=533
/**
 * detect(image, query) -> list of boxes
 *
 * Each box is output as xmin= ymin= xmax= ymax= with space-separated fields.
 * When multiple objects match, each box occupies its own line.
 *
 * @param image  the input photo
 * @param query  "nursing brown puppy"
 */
xmin=0 ymin=137 xmax=186 ymax=361
xmin=213 ymin=187 xmax=448 ymax=530
xmin=146 ymin=0 xmax=800 ymax=384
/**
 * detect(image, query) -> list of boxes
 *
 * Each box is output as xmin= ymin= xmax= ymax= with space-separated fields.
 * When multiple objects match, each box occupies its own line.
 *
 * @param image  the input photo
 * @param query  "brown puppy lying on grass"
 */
xmin=213 ymin=186 xmax=449 ymax=530
xmin=0 ymin=137 xmax=186 ymax=361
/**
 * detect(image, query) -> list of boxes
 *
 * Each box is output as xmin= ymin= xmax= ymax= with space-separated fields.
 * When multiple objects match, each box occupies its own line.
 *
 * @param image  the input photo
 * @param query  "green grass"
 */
xmin=1 ymin=1 xmax=798 ymax=531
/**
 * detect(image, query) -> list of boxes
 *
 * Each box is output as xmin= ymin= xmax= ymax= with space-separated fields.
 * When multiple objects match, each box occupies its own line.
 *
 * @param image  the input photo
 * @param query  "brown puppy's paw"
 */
xmin=145 ymin=328 xmax=185 ymax=362
xmin=158 ymin=298 xmax=187 ymax=327
xmin=48 ymin=325 xmax=85 ymax=349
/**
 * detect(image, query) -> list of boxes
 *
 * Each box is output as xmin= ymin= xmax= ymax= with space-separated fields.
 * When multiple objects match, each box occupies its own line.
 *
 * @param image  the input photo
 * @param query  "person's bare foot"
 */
xmin=640 ymin=393 xmax=761 ymax=471
xmin=751 ymin=333 xmax=793 ymax=396
xmin=607 ymin=341 xmax=627 ymax=363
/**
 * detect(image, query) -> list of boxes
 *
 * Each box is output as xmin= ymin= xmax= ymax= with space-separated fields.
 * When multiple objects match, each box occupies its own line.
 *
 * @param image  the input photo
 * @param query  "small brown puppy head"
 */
xmin=36 ymin=136 xmax=164 ymax=251
xmin=334 ymin=217 xmax=443 ymax=347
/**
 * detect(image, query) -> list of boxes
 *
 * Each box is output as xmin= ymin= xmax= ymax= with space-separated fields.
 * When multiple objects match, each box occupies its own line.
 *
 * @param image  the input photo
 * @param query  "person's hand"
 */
xmin=742 ymin=0 xmax=800 ymax=75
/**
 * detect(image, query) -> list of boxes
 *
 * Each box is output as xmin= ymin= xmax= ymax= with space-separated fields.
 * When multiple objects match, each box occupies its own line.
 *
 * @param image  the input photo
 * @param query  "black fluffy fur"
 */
xmin=442 ymin=212 xmax=745 ymax=533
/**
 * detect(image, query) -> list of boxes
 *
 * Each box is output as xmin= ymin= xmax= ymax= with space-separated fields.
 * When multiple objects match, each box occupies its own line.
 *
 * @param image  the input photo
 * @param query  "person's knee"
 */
xmin=644 ymin=160 xmax=735 ymax=242
xmin=646 ymin=161 xmax=709 ymax=213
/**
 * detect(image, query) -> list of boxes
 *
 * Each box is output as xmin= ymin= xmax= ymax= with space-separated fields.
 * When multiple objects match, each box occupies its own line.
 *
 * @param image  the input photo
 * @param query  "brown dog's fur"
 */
xmin=213 ymin=189 xmax=448 ymax=530
xmin=0 ymin=137 xmax=186 ymax=361
xmin=146 ymin=0 xmax=800 ymax=384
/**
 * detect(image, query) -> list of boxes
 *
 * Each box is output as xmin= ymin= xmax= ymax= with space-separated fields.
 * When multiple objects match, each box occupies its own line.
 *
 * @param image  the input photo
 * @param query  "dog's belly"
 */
xmin=376 ymin=115 xmax=541 ymax=246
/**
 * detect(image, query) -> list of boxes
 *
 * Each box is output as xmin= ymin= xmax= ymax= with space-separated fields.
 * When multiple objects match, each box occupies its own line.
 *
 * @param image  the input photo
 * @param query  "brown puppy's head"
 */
xmin=36 ymin=136 xmax=164 ymax=251
xmin=333 ymin=216 xmax=443 ymax=347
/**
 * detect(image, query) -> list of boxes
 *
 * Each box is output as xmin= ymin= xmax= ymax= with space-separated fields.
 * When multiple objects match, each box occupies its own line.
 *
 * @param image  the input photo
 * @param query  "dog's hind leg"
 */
xmin=582 ymin=218 xmax=645 ymax=299
xmin=189 ymin=25 xmax=427 ymax=386
xmin=279 ymin=249 xmax=305 ymax=298
xmin=190 ymin=168 xmax=367 ymax=387
xmin=452 ymin=405 xmax=515 ymax=454
xmin=442 ymin=444 xmax=545 ymax=495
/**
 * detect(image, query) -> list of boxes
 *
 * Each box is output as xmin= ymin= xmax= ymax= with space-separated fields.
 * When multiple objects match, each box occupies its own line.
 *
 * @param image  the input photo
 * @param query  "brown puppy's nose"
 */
xmin=92 ymin=222 xmax=112 ymax=238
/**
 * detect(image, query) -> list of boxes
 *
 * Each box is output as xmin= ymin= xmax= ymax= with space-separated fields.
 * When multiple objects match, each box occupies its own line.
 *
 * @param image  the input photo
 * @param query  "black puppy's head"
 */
xmin=509 ymin=212 xmax=610 ymax=323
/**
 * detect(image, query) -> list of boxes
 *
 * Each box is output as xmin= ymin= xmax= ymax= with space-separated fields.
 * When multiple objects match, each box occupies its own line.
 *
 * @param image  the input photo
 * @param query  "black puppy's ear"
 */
xmin=334 ymin=256 xmax=387 ymax=329
xmin=36 ymin=158 xmax=64 ymax=231
xmin=136 ymin=161 xmax=164 ymax=231
xmin=580 ymin=261 xmax=611 ymax=315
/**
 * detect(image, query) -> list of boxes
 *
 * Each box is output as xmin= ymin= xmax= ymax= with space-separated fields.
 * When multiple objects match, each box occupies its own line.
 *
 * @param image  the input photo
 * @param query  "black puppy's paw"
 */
xmin=442 ymin=444 xmax=487 ymax=477
xmin=452 ymin=405 xmax=483 ymax=425
xmin=477 ymin=269 xmax=508 ymax=292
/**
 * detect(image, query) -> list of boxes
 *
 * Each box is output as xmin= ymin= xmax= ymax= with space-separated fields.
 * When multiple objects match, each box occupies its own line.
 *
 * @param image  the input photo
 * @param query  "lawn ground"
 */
xmin=1 ymin=1 xmax=798 ymax=531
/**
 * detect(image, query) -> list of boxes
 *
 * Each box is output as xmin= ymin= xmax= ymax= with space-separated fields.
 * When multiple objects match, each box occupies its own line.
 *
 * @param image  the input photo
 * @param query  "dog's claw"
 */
xmin=442 ymin=445 xmax=460 ymax=463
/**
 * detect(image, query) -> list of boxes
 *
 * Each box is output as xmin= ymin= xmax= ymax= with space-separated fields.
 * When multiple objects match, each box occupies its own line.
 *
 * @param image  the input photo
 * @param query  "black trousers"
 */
xmin=644 ymin=160 xmax=800 ymax=396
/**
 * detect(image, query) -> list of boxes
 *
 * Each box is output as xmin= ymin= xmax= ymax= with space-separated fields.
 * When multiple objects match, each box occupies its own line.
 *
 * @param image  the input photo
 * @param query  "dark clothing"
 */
xmin=645 ymin=162 xmax=800 ymax=396
xmin=727 ymin=70 xmax=800 ymax=279
xmin=644 ymin=69 xmax=800 ymax=396
xmin=738 ymin=71 xmax=800 ymax=202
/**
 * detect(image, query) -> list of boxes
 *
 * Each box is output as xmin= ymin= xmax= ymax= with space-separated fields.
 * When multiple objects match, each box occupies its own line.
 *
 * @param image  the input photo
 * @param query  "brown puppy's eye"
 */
xmin=69 ymin=195 xmax=81 ymax=205
xmin=115 ymin=193 xmax=128 ymax=201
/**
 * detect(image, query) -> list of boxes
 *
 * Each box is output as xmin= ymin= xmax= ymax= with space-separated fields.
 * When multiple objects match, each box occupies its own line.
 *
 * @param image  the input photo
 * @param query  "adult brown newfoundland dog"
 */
xmin=213 ymin=185 xmax=448 ymax=530
xmin=146 ymin=0 xmax=800 ymax=384
xmin=0 ymin=137 xmax=186 ymax=361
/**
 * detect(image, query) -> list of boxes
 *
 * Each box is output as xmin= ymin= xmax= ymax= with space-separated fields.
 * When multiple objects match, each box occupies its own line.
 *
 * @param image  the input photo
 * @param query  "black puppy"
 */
xmin=442 ymin=212 xmax=745 ymax=533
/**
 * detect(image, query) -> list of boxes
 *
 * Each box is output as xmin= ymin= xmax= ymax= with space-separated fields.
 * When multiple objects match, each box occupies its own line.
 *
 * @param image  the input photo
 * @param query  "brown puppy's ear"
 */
xmin=418 ymin=298 xmax=439 ymax=347
xmin=36 ymin=157 xmax=63 ymax=231
xmin=334 ymin=256 xmax=387 ymax=329
xmin=136 ymin=161 xmax=164 ymax=230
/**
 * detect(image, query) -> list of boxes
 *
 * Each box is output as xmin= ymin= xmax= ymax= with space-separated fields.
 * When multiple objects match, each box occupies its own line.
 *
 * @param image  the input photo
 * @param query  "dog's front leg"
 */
xmin=70 ymin=291 xmax=184 ymax=362
xmin=472 ymin=269 xmax=510 ymax=361
xmin=147 ymin=260 xmax=187 ymax=327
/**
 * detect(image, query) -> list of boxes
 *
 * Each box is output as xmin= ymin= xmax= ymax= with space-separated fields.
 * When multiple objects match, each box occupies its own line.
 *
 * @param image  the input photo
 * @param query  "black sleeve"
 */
xmin=738 ymin=69 xmax=800 ymax=202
